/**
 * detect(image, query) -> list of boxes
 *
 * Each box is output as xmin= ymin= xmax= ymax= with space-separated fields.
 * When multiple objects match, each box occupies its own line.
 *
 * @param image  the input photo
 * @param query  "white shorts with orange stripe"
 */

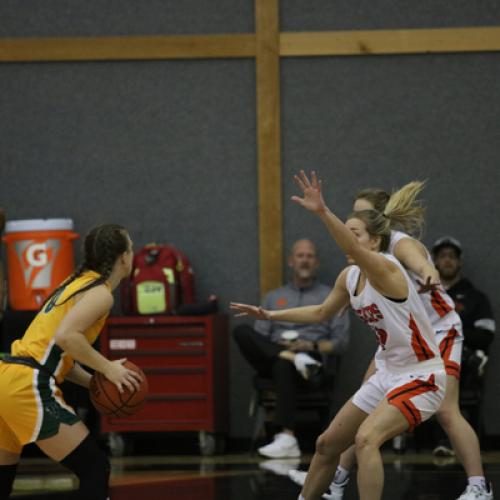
xmin=352 ymin=367 xmax=447 ymax=431
xmin=435 ymin=323 xmax=463 ymax=379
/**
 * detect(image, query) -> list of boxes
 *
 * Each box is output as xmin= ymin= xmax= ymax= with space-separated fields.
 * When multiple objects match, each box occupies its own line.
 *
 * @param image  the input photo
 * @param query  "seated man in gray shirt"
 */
xmin=233 ymin=239 xmax=350 ymax=458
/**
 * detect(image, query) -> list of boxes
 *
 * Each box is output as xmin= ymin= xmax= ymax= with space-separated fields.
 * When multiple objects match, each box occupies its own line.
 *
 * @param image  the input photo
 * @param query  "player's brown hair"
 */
xmin=42 ymin=224 xmax=129 ymax=310
xmin=349 ymin=181 xmax=426 ymax=251
xmin=354 ymin=188 xmax=390 ymax=213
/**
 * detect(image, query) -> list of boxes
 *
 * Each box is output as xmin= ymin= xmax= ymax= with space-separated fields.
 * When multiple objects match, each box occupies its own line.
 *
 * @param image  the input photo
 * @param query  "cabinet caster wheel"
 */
xmin=107 ymin=432 xmax=126 ymax=457
xmin=199 ymin=431 xmax=216 ymax=456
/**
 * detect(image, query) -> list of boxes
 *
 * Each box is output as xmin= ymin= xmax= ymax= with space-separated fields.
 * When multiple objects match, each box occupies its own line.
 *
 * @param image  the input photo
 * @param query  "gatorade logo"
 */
xmin=14 ymin=239 xmax=61 ymax=289
xmin=26 ymin=243 xmax=49 ymax=267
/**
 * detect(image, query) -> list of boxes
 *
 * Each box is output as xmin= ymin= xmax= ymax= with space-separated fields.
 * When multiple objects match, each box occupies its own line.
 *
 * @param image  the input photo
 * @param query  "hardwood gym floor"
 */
xmin=11 ymin=450 xmax=500 ymax=499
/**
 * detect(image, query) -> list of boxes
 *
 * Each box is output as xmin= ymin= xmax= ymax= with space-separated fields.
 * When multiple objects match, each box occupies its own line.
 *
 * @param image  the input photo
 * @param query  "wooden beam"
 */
xmin=0 ymin=26 xmax=499 ymax=63
xmin=255 ymin=0 xmax=282 ymax=295
xmin=0 ymin=34 xmax=256 ymax=62
xmin=280 ymin=26 xmax=500 ymax=57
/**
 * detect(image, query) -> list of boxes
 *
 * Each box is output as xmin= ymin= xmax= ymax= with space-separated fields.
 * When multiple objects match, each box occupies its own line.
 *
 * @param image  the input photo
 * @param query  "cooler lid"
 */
xmin=5 ymin=218 xmax=74 ymax=233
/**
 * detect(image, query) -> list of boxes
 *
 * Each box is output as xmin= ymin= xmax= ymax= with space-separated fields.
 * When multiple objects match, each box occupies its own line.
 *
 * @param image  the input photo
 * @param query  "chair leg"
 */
xmin=317 ymin=405 xmax=329 ymax=431
xmin=249 ymin=389 xmax=258 ymax=418
xmin=250 ymin=405 xmax=267 ymax=453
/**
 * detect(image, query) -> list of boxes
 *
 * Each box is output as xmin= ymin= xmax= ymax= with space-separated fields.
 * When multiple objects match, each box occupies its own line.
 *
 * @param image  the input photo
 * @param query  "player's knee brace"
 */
xmin=60 ymin=434 xmax=110 ymax=500
xmin=0 ymin=464 xmax=18 ymax=499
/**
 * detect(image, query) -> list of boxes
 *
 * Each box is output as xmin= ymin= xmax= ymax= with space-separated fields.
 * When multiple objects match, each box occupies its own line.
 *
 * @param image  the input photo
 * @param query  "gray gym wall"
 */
xmin=0 ymin=1 xmax=499 ymax=439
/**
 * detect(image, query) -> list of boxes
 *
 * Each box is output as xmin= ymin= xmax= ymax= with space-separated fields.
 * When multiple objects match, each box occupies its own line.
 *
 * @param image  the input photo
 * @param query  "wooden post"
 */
xmin=255 ymin=0 xmax=282 ymax=296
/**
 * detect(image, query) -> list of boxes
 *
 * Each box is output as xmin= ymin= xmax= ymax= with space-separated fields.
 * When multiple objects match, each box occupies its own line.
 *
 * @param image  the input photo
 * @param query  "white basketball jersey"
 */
xmin=346 ymin=254 xmax=443 ymax=374
xmin=389 ymin=230 xmax=461 ymax=332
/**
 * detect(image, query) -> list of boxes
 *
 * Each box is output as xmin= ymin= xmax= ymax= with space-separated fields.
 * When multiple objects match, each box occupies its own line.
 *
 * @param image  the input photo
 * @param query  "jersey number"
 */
xmin=44 ymin=286 xmax=66 ymax=313
xmin=374 ymin=327 xmax=388 ymax=350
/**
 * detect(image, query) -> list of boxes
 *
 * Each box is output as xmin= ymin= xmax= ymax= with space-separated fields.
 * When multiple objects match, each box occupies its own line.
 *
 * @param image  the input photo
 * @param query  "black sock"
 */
xmin=60 ymin=435 xmax=110 ymax=500
xmin=0 ymin=464 xmax=18 ymax=500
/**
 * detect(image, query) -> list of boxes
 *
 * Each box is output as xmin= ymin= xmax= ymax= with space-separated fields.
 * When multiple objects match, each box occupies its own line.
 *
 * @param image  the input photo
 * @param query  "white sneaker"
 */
xmin=258 ymin=433 xmax=301 ymax=458
xmin=392 ymin=434 xmax=406 ymax=453
xmin=325 ymin=480 xmax=348 ymax=500
xmin=294 ymin=353 xmax=322 ymax=380
xmin=288 ymin=469 xmax=308 ymax=486
xmin=457 ymin=484 xmax=494 ymax=500
xmin=287 ymin=469 xmax=348 ymax=500
xmin=259 ymin=458 xmax=301 ymax=476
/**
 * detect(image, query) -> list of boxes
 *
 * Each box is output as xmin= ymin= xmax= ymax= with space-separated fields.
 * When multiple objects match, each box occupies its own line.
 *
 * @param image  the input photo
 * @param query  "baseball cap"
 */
xmin=432 ymin=236 xmax=462 ymax=257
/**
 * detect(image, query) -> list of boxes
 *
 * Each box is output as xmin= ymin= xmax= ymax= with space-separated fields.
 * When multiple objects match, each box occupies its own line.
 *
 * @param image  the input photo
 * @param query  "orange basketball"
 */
xmin=89 ymin=361 xmax=148 ymax=417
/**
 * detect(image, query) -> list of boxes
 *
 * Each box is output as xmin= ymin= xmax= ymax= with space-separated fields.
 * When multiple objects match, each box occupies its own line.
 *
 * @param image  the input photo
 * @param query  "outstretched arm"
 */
xmin=231 ymin=268 xmax=351 ymax=324
xmin=292 ymin=171 xmax=405 ymax=298
xmin=392 ymin=237 xmax=440 ymax=292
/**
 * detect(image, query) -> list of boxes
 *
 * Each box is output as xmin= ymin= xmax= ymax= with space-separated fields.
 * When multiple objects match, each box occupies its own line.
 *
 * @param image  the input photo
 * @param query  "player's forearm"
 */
xmin=394 ymin=240 xmax=438 ymax=282
xmin=65 ymin=363 xmax=92 ymax=388
xmin=417 ymin=261 xmax=437 ymax=280
xmin=55 ymin=331 xmax=111 ymax=375
xmin=317 ymin=207 xmax=360 ymax=257
xmin=403 ymin=254 xmax=435 ymax=281
xmin=269 ymin=304 xmax=326 ymax=324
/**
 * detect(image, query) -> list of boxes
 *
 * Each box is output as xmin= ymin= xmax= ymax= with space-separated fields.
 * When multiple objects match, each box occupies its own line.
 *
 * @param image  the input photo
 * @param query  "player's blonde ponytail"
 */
xmin=383 ymin=181 xmax=426 ymax=238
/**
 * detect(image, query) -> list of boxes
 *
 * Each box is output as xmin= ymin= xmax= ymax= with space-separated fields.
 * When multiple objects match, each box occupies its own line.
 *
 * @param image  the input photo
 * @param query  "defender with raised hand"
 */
xmin=232 ymin=171 xmax=446 ymax=500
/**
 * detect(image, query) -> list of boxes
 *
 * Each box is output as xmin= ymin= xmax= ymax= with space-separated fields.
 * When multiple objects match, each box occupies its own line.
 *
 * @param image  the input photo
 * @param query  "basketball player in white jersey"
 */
xmin=231 ymin=172 xmax=447 ymax=500
xmin=290 ymin=186 xmax=493 ymax=500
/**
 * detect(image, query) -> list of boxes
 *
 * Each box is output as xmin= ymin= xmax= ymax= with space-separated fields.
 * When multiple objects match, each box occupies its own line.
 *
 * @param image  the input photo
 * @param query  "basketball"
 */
xmin=89 ymin=361 xmax=148 ymax=417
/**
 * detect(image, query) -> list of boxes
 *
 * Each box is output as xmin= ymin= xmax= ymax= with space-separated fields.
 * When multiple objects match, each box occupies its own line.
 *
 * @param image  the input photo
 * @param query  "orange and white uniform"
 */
xmin=348 ymin=255 xmax=446 ymax=430
xmin=389 ymin=230 xmax=463 ymax=378
xmin=0 ymin=271 xmax=109 ymax=454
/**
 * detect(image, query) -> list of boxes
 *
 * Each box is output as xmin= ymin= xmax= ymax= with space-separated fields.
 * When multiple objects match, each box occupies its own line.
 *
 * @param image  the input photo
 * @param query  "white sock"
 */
xmin=298 ymin=495 xmax=306 ymax=500
xmin=468 ymin=476 xmax=487 ymax=490
xmin=333 ymin=465 xmax=350 ymax=484
xmin=294 ymin=352 xmax=321 ymax=378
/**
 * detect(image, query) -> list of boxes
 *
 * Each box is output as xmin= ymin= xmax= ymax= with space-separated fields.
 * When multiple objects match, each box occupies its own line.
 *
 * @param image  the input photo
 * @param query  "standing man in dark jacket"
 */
xmin=432 ymin=236 xmax=495 ymax=454
xmin=432 ymin=236 xmax=495 ymax=356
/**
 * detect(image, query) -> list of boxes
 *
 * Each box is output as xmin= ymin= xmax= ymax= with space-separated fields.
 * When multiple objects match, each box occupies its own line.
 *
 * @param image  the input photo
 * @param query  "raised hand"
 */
xmin=291 ymin=170 xmax=326 ymax=213
xmin=416 ymin=272 xmax=441 ymax=294
xmin=230 ymin=302 xmax=271 ymax=320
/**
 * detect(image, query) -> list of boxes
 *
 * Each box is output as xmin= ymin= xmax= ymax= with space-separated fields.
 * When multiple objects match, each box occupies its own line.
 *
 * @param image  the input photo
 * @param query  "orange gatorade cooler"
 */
xmin=3 ymin=219 xmax=79 ymax=310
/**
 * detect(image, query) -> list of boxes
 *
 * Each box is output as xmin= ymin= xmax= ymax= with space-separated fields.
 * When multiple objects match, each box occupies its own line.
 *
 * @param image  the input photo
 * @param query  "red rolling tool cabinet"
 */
xmin=99 ymin=314 xmax=228 ymax=455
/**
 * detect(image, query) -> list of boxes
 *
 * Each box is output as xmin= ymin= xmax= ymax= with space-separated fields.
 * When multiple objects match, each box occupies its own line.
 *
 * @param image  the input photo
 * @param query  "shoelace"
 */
xmin=459 ymin=485 xmax=488 ymax=499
